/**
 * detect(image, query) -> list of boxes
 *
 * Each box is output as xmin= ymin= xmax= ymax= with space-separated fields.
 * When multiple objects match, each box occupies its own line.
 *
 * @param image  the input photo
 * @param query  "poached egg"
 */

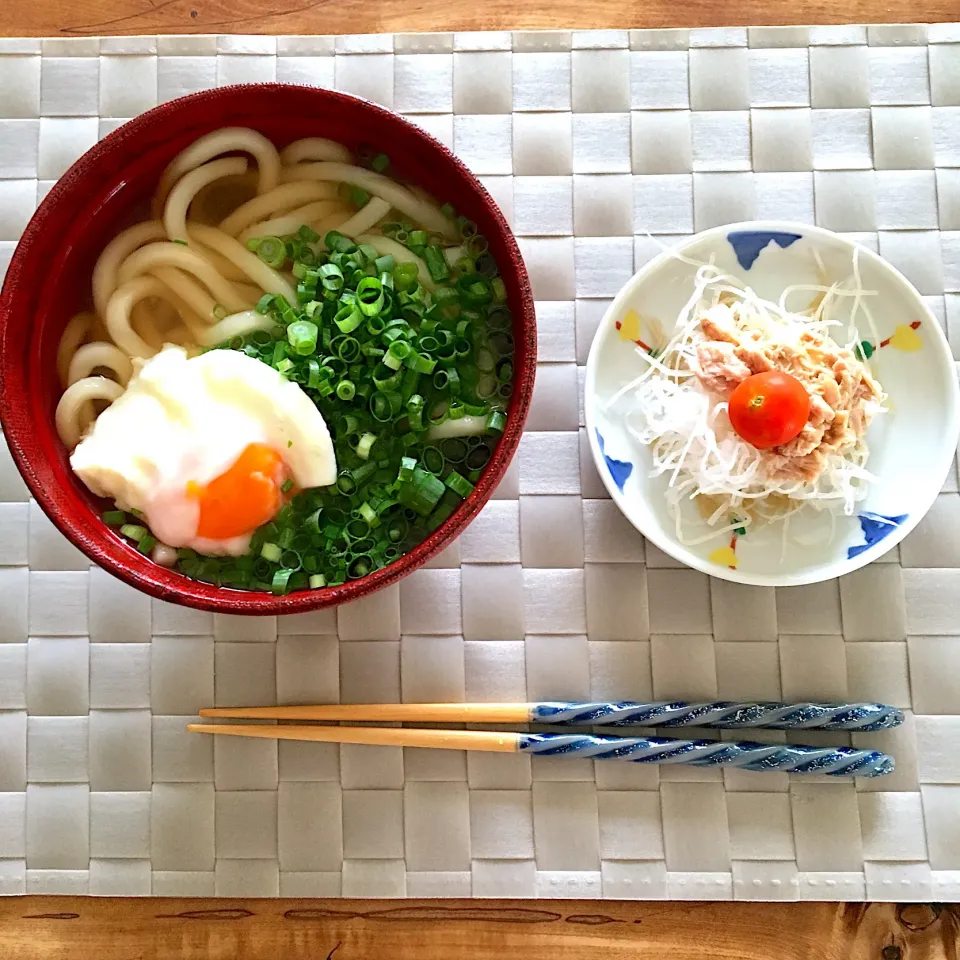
xmin=71 ymin=345 xmax=336 ymax=555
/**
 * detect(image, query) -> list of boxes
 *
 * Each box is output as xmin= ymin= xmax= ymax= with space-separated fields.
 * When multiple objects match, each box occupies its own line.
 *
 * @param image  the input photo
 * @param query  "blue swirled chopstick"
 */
xmin=529 ymin=700 xmax=903 ymax=731
xmin=518 ymin=734 xmax=894 ymax=777
xmin=199 ymin=699 xmax=904 ymax=732
xmin=188 ymin=723 xmax=895 ymax=778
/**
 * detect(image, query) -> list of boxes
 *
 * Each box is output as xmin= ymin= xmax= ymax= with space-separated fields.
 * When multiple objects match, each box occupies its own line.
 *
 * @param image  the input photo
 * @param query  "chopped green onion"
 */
xmin=406 ymin=393 xmax=425 ymax=431
xmin=120 ymin=523 xmax=147 ymax=542
xmin=254 ymin=236 xmax=286 ymax=268
xmin=396 ymin=466 xmax=445 ymax=516
xmin=384 ymin=339 xmax=412 ymax=370
xmin=444 ymin=471 xmax=475 ymax=498
xmin=358 ymin=501 xmax=379 ymax=526
xmin=475 ymin=253 xmax=498 ymax=278
xmin=334 ymin=303 xmax=363 ymax=334
xmin=356 ymin=432 xmax=377 ymax=460
xmin=103 ymin=510 xmax=127 ymax=526
xmin=325 ymin=230 xmax=354 ymax=253
xmin=319 ymin=263 xmax=344 ymax=294
xmin=424 ymin=245 xmax=450 ymax=282
xmin=137 ymin=534 xmax=158 ymax=554
xmin=281 ymin=479 xmax=294 ymax=494
xmin=393 ymin=261 xmax=419 ymax=291
xmin=422 ymin=445 xmax=445 ymax=475
xmin=336 ymin=470 xmax=357 ymax=495
xmin=335 ymin=337 xmax=360 ymax=362
xmin=306 ymin=509 xmax=323 ymax=535
xmin=428 ymin=500 xmax=456 ymax=531
xmin=408 ymin=350 xmax=436 ymax=375
xmin=487 ymin=410 xmax=507 ymax=434
xmin=371 ymin=153 xmax=390 ymax=172
xmin=373 ymin=364 xmax=404 ymax=393
xmin=440 ymin=437 xmax=468 ymax=463
xmin=428 ymin=400 xmax=449 ymax=426
xmin=287 ymin=320 xmax=319 ymax=356
xmin=271 ymin=569 xmax=295 ymax=595
xmin=350 ymin=186 xmax=371 ymax=207
xmin=309 ymin=573 xmax=327 ymax=589
xmin=261 ymin=542 xmax=283 ymax=562
xmin=356 ymin=276 xmax=385 ymax=317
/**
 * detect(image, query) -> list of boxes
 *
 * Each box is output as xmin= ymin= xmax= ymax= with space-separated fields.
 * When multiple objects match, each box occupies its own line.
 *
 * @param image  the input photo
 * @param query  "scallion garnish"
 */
xmin=138 ymin=534 xmax=158 ymax=554
xmin=261 ymin=542 xmax=282 ymax=562
xmin=253 ymin=236 xmax=286 ymax=268
xmin=444 ymin=470 xmax=474 ymax=498
xmin=156 ymin=189 xmax=514 ymax=596
xmin=287 ymin=320 xmax=319 ymax=356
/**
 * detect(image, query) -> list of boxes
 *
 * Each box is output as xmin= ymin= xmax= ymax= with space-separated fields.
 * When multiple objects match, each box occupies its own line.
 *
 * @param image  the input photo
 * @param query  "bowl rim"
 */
xmin=0 ymin=83 xmax=536 ymax=614
xmin=584 ymin=219 xmax=960 ymax=587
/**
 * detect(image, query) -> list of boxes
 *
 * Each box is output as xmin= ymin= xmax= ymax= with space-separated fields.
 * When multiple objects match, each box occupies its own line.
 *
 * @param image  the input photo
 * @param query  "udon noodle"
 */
xmin=56 ymin=128 xmax=459 ymax=448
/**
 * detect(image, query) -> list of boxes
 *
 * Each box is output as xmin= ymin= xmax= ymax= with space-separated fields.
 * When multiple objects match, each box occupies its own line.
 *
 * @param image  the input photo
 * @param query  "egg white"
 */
xmin=71 ymin=345 xmax=337 ymax=555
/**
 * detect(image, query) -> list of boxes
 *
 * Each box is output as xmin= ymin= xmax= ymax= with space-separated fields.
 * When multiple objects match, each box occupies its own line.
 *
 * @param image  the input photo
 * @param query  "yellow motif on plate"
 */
xmin=618 ymin=309 xmax=642 ymax=343
xmin=886 ymin=323 xmax=923 ymax=352
xmin=708 ymin=545 xmax=739 ymax=569
xmin=616 ymin=310 xmax=666 ymax=355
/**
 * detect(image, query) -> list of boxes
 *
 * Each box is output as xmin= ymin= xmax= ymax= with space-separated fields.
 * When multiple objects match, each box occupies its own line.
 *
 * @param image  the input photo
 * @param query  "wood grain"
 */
xmin=0 ymin=898 xmax=958 ymax=960
xmin=3 ymin=0 xmax=956 ymax=37
xmin=187 ymin=723 xmax=522 ymax=750
xmin=198 ymin=702 xmax=534 ymax=722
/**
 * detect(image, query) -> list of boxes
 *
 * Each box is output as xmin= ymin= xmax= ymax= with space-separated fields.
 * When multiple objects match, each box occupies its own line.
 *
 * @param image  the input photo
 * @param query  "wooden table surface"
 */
xmin=4 ymin=2 xmax=959 ymax=957
xmin=0 ymin=897 xmax=956 ymax=960
xmin=3 ymin=0 xmax=958 ymax=36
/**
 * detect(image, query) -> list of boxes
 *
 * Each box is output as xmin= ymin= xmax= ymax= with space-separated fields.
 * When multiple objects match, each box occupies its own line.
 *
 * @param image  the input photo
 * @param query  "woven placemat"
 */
xmin=1 ymin=24 xmax=959 ymax=900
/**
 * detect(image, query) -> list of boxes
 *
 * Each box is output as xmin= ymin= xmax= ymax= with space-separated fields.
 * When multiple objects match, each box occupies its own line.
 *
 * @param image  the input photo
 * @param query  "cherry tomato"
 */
xmin=728 ymin=371 xmax=811 ymax=450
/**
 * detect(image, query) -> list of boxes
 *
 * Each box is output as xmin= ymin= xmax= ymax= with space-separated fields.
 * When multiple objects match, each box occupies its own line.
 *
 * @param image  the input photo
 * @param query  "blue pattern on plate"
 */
xmin=595 ymin=429 xmax=633 ymax=493
xmin=847 ymin=513 xmax=908 ymax=559
xmin=727 ymin=230 xmax=803 ymax=270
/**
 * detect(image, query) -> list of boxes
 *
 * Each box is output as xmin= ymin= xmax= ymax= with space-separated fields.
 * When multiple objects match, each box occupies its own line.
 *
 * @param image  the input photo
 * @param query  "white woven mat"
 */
xmin=1 ymin=25 xmax=960 ymax=901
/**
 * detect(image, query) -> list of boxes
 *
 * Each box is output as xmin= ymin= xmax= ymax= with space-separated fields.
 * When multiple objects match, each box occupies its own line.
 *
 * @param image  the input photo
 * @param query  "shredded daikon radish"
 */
xmin=605 ymin=249 xmax=886 ymax=544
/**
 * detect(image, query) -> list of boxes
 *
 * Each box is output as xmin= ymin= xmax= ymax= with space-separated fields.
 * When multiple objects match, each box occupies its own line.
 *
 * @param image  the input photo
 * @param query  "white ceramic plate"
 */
xmin=584 ymin=221 xmax=960 ymax=587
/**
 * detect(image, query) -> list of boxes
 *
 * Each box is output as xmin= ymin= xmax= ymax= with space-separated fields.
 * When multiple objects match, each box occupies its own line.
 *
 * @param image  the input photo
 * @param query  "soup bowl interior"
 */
xmin=0 ymin=84 xmax=535 ymax=613
xmin=585 ymin=221 xmax=960 ymax=587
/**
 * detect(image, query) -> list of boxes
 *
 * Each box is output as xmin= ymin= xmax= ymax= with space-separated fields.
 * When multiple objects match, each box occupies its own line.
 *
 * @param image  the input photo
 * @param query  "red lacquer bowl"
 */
xmin=0 ymin=84 xmax=535 ymax=615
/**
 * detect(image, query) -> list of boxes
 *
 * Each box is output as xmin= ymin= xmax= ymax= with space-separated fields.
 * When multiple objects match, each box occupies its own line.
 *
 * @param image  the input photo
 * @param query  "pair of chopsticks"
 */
xmin=189 ymin=699 xmax=900 ymax=777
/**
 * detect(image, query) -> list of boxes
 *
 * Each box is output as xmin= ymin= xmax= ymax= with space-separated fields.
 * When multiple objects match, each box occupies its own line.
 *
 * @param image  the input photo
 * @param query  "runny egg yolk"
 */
xmin=187 ymin=443 xmax=289 ymax=540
